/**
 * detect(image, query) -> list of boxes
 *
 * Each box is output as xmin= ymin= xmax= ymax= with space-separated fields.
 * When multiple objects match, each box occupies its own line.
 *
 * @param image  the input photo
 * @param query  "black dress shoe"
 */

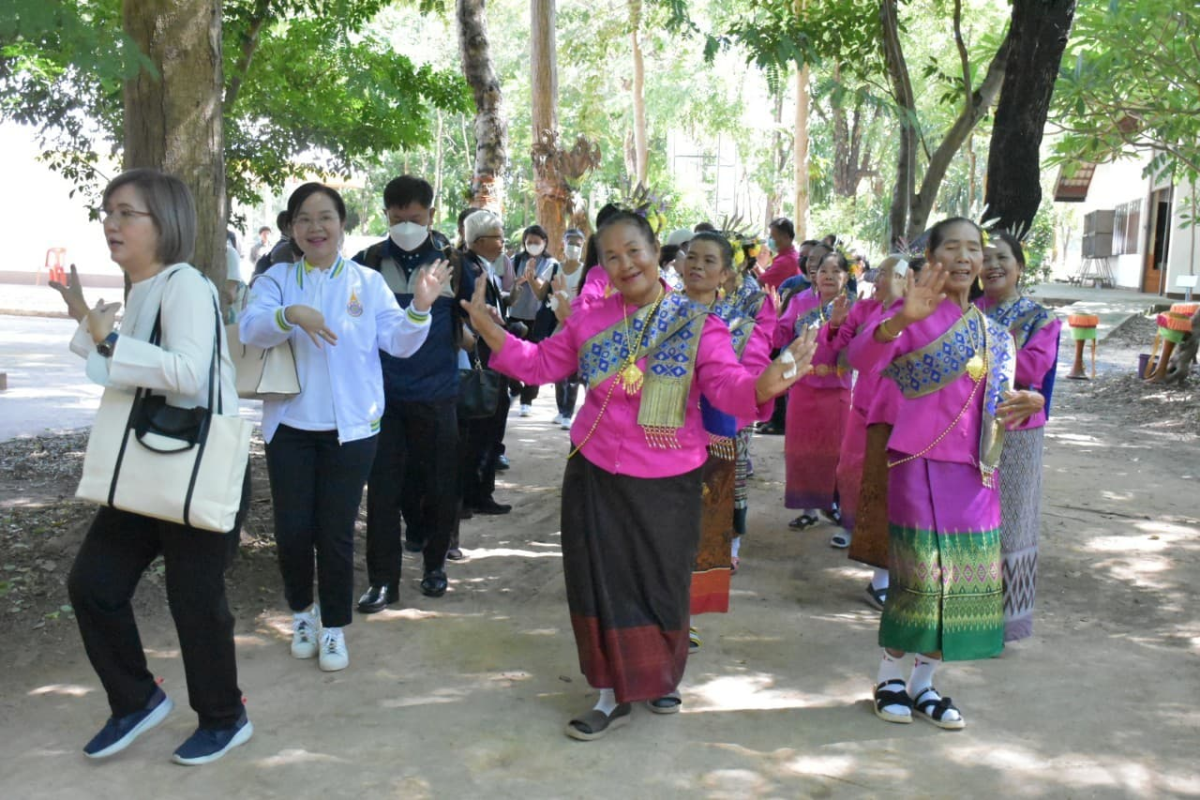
xmin=420 ymin=569 xmax=448 ymax=598
xmin=471 ymin=498 xmax=512 ymax=515
xmin=357 ymin=583 xmax=399 ymax=614
xmin=496 ymin=455 xmax=510 ymax=471
xmin=446 ymin=547 xmax=465 ymax=561
xmin=404 ymin=539 xmax=425 ymax=553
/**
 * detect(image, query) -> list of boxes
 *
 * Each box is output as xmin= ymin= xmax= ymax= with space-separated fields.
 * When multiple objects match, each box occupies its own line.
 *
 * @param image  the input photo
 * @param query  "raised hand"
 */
xmin=763 ymin=283 xmax=782 ymax=314
xmin=550 ymin=272 xmax=573 ymax=323
xmin=997 ymin=389 xmax=1045 ymax=428
xmin=49 ymin=264 xmax=90 ymax=322
xmin=830 ymin=294 xmax=850 ymax=328
xmin=514 ymin=262 xmax=533 ymax=287
xmin=898 ymin=262 xmax=947 ymax=325
xmin=412 ymin=259 xmax=452 ymax=313
xmin=85 ymin=299 xmax=122 ymax=344
xmin=755 ymin=326 xmax=819 ymax=403
xmin=286 ymin=304 xmax=338 ymax=348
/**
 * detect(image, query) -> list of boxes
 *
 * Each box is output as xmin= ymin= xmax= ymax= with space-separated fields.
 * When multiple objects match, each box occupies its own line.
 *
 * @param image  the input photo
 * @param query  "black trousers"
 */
xmin=265 ymin=425 xmax=376 ymax=628
xmin=462 ymin=376 xmax=510 ymax=507
xmin=67 ymin=469 xmax=250 ymax=729
xmin=555 ymin=375 xmax=580 ymax=418
xmin=365 ymin=399 xmax=460 ymax=586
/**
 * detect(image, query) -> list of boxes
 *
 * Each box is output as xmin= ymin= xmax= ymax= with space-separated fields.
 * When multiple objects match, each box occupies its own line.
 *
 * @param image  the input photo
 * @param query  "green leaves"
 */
xmin=1050 ymin=0 xmax=1200 ymax=185
xmin=1 ymin=0 xmax=471 ymax=211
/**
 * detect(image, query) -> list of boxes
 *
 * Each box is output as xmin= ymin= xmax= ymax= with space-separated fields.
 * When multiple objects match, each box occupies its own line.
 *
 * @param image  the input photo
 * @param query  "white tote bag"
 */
xmin=227 ymin=274 xmax=301 ymax=400
xmin=77 ymin=297 xmax=251 ymax=533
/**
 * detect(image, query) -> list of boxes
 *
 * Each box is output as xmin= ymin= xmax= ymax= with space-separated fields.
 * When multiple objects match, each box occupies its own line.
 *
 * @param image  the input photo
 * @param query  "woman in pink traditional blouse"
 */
xmin=976 ymin=231 xmax=1060 ymax=641
xmin=459 ymin=210 xmax=816 ymax=741
xmin=774 ymin=250 xmax=854 ymax=531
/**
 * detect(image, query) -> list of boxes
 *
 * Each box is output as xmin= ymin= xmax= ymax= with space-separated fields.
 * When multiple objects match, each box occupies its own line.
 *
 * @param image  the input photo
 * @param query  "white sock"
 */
xmin=877 ymin=650 xmax=906 ymax=685
xmin=294 ymin=603 xmax=318 ymax=624
xmin=871 ymin=569 xmax=889 ymax=591
xmin=593 ymin=688 xmax=618 ymax=715
xmin=908 ymin=654 xmax=940 ymax=697
xmin=731 ymin=536 xmax=742 ymax=558
xmin=909 ymin=654 xmax=960 ymax=723
xmin=876 ymin=651 xmax=910 ymax=717
xmin=805 ymin=508 xmax=817 ymax=518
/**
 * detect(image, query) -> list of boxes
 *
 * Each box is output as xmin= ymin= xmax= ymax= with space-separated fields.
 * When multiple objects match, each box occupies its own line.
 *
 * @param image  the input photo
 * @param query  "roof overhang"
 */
xmin=1053 ymin=162 xmax=1096 ymax=202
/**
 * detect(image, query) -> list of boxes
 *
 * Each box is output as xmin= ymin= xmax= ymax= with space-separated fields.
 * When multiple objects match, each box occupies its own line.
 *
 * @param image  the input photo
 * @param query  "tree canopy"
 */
xmin=1 ymin=0 xmax=472 ymax=215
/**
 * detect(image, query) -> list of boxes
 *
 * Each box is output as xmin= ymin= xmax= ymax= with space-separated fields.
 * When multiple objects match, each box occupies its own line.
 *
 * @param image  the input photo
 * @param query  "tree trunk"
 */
xmin=881 ymin=0 xmax=916 ymax=249
xmin=530 ymin=0 xmax=568 ymax=249
xmin=629 ymin=0 xmax=648 ymax=185
xmin=123 ymin=0 xmax=226 ymax=289
xmin=1164 ymin=309 xmax=1200 ymax=385
xmin=983 ymin=0 xmax=1077 ymax=235
xmin=765 ymin=88 xmax=787 ymax=230
xmin=794 ymin=63 xmax=810 ymax=237
xmin=433 ymin=109 xmax=445 ymax=209
xmin=457 ymin=0 xmax=507 ymax=212
xmin=906 ymin=35 xmax=1010 ymax=240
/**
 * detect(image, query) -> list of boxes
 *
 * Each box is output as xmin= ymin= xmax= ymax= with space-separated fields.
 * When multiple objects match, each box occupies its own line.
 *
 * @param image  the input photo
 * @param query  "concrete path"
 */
xmin=0 ymin=315 xmax=259 ymax=442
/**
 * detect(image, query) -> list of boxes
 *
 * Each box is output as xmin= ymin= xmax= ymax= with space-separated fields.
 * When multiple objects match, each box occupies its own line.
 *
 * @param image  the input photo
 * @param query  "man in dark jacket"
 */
xmin=353 ymin=176 xmax=472 ymax=611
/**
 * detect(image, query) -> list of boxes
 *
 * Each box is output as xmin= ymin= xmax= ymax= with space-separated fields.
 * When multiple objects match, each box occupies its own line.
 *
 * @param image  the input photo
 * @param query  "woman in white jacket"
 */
xmin=52 ymin=169 xmax=252 ymax=766
xmin=239 ymin=183 xmax=448 ymax=672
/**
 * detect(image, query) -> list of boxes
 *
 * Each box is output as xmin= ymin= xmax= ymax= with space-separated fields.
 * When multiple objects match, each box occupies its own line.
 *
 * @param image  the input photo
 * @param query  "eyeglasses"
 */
xmin=475 ymin=234 xmax=504 ymax=241
xmin=101 ymin=208 xmax=153 ymax=226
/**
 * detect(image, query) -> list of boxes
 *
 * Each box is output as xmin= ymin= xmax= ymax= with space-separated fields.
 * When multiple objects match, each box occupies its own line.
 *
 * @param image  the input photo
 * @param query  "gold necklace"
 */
xmin=617 ymin=288 xmax=665 ymax=395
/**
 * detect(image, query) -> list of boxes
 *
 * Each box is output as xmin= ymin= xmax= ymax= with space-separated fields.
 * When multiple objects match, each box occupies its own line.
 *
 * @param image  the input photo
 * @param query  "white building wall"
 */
xmin=1066 ymin=153 xmax=1199 ymax=294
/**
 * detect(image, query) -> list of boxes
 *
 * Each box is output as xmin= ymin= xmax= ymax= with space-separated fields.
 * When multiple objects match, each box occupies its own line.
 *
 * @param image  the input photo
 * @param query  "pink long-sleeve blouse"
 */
xmin=490 ymin=285 xmax=771 ymax=478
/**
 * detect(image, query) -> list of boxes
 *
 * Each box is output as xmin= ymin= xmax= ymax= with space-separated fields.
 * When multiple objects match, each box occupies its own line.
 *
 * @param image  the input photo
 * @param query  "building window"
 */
xmin=1113 ymin=199 xmax=1141 ymax=255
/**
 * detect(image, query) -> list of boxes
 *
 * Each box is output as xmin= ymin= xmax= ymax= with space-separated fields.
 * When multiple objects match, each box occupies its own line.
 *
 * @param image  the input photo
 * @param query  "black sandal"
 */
xmin=565 ymin=703 xmax=633 ymax=740
xmin=912 ymin=687 xmax=965 ymax=730
xmin=646 ymin=692 xmax=682 ymax=715
xmin=873 ymin=679 xmax=913 ymax=724
xmin=789 ymin=514 xmax=819 ymax=530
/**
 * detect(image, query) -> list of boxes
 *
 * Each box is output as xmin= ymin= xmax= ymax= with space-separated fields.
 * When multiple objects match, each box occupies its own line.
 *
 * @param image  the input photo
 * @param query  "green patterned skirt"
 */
xmin=878 ymin=456 xmax=1004 ymax=661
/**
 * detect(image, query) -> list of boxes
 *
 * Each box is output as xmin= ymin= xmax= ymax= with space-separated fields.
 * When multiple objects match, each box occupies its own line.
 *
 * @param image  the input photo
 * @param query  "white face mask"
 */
xmin=526 ymin=242 xmax=545 ymax=257
xmin=564 ymin=244 xmax=583 ymax=261
xmin=389 ymin=221 xmax=429 ymax=252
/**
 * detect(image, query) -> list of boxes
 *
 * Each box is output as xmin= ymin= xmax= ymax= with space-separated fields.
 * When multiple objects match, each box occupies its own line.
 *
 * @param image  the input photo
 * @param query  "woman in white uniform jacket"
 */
xmin=239 ymin=182 xmax=449 ymax=672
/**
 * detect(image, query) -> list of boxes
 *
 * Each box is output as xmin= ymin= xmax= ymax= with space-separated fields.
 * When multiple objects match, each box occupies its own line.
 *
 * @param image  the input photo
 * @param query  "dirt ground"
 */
xmin=1 ymin=321 xmax=1198 ymax=799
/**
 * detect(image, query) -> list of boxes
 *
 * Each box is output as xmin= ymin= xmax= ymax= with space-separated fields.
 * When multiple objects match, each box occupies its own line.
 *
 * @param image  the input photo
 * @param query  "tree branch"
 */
xmin=224 ymin=0 xmax=273 ymax=114
xmin=907 ymin=32 xmax=1011 ymax=239
xmin=953 ymin=0 xmax=972 ymax=110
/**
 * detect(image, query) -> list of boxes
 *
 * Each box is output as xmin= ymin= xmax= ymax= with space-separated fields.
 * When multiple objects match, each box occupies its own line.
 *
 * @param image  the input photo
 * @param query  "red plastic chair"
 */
xmin=41 ymin=248 xmax=67 ymax=285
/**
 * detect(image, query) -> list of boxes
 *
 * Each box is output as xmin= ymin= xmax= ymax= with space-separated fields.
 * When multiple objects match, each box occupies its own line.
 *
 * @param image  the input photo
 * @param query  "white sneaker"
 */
xmin=561 ymin=417 xmax=572 ymax=430
xmin=519 ymin=404 xmax=532 ymax=417
xmin=552 ymin=413 xmax=563 ymax=425
xmin=291 ymin=609 xmax=319 ymax=659
xmin=318 ymin=628 xmax=349 ymax=672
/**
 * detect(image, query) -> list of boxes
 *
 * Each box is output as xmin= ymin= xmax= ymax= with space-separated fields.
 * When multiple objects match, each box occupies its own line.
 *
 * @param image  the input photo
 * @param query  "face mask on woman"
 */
xmin=390 ymin=221 xmax=429 ymax=252
xmin=526 ymin=242 xmax=546 ymax=257
xmin=564 ymin=243 xmax=583 ymax=262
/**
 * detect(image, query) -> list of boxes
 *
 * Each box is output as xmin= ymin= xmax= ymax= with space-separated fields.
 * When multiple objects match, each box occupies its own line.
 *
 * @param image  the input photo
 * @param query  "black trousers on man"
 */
xmin=68 ymin=469 xmax=251 ymax=729
xmin=365 ymin=398 xmax=459 ymax=588
xmin=265 ymin=425 xmax=377 ymax=628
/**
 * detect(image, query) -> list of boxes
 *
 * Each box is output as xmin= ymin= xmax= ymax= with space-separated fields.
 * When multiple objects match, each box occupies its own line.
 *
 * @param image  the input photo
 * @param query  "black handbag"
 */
xmin=458 ymin=353 xmax=502 ymax=420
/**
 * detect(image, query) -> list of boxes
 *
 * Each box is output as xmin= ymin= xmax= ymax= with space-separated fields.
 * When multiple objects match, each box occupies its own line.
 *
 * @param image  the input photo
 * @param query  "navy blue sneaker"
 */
xmin=83 ymin=685 xmax=174 ymax=759
xmin=171 ymin=711 xmax=253 ymax=766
